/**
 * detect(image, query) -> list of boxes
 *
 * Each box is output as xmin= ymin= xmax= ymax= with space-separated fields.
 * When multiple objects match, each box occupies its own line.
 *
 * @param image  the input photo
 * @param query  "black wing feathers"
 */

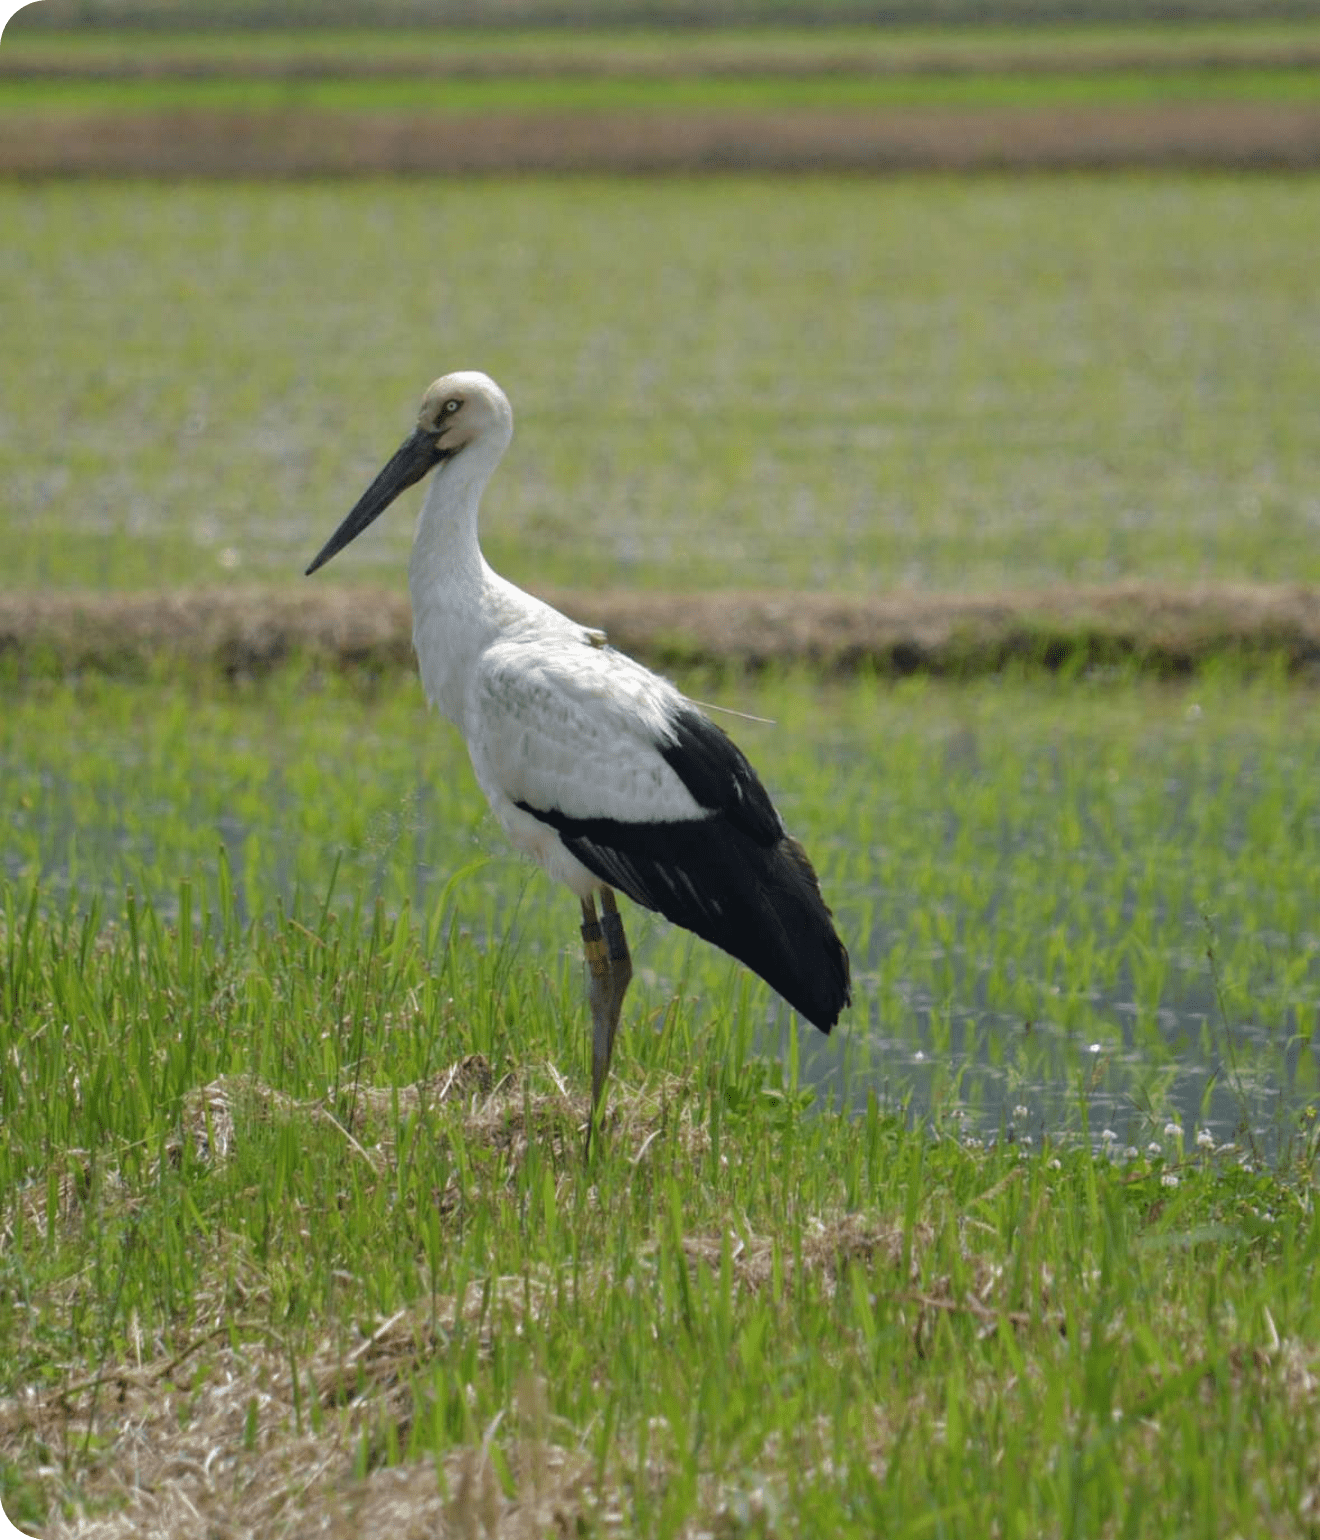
xmin=657 ymin=708 xmax=783 ymax=845
xmin=516 ymin=706 xmax=851 ymax=1033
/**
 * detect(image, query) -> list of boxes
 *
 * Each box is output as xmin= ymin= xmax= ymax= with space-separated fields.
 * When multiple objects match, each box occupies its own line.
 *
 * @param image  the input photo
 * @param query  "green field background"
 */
xmin=11 ymin=67 xmax=1320 ymax=114
xmin=5 ymin=176 xmax=1318 ymax=595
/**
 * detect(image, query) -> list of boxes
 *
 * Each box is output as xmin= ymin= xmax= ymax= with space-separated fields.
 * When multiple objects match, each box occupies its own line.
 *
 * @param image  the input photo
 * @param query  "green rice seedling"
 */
xmin=3 ymin=665 xmax=1316 ymax=1540
xmin=7 ymin=19 xmax=1320 ymax=76
xmin=3 ymin=667 xmax=1317 ymax=1155
xmin=6 ymin=62 xmax=1319 ymax=118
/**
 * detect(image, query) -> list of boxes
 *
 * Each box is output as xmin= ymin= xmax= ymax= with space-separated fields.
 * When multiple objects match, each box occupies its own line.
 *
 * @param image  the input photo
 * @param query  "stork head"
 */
xmin=305 ymin=371 xmax=513 ymax=576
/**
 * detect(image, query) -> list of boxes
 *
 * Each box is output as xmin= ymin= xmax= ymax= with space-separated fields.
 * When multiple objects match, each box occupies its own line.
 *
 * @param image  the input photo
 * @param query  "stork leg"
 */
xmin=599 ymin=887 xmax=633 ymax=1071
xmin=580 ymin=887 xmax=633 ymax=1151
xmin=580 ymin=894 xmax=611 ymax=1099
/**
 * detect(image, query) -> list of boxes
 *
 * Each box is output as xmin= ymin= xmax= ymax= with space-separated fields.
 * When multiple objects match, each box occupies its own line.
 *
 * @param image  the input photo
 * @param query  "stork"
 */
xmin=306 ymin=372 xmax=850 ymax=1140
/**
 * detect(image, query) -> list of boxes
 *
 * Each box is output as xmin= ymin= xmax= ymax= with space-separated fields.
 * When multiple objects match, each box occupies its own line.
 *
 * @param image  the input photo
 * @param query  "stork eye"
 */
xmin=444 ymin=398 xmax=461 ymax=414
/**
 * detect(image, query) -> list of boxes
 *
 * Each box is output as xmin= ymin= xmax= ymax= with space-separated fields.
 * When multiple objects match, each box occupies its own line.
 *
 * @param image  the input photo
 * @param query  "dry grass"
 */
xmin=4 ymin=582 xmax=1319 ymax=682
xmin=0 ymin=1056 xmax=937 ymax=1539
xmin=2 ymin=1328 xmax=601 ymax=1538
xmin=4 ymin=101 xmax=1320 ymax=175
xmin=6 ymin=1302 xmax=879 ymax=1540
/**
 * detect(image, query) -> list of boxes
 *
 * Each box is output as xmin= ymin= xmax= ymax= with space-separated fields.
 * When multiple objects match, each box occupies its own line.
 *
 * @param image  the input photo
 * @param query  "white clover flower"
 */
xmin=1161 ymin=1173 xmax=1179 ymax=1189
xmin=1013 ymin=1105 xmax=1029 ymax=1121
xmin=1196 ymin=1129 xmax=1215 ymax=1150
xmin=1100 ymin=1128 xmax=1118 ymax=1144
xmin=1147 ymin=1142 xmax=1163 ymax=1157
xmin=1164 ymin=1122 xmax=1183 ymax=1140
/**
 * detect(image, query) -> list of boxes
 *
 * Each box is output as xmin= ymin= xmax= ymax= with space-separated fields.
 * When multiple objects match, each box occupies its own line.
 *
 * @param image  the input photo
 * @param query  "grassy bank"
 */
xmin=11 ymin=0 xmax=1320 ymax=31
xmin=8 ymin=66 xmax=1320 ymax=116
xmin=3 ymin=583 xmax=1320 ymax=683
xmin=9 ymin=22 xmax=1320 ymax=77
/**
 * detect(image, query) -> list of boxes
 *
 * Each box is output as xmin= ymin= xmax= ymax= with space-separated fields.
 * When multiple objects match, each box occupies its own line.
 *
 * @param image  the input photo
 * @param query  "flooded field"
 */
xmin=6 ymin=670 xmax=1317 ymax=1156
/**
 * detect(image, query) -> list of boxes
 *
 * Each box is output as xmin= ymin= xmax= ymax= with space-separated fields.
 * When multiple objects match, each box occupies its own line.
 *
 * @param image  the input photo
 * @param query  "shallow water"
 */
xmin=4 ymin=675 xmax=1318 ymax=1159
xmin=797 ymin=969 xmax=1317 ymax=1166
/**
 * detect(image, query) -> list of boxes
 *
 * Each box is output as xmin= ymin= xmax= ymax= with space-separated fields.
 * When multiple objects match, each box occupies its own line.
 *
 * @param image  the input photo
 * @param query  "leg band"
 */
xmin=580 ymin=919 xmax=608 ymax=979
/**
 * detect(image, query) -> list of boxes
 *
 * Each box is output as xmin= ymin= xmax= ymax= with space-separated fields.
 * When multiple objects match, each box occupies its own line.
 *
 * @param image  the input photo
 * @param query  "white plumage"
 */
xmin=470 ymin=641 xmax=708 ymax=897
xmin=307 ymin=371 xmax=849 ymax=1137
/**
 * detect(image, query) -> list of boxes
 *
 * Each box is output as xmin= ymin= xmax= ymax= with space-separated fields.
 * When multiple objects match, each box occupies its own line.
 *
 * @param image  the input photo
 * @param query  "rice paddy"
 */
xmin=4 ymin=23 xmax=1320 ymax=1526
xmin=5 ymin=665 xmax=1318 ymax=1159
xmin=8 ymin=14 xmax=1320 ymax=179
xmin=4 ymin=177 xmax=1320 ymax=596
xmin=8 ymin=20 xmax=1320 ymax=74
xmin=9 ymin=66 xmax=1320 ymax=118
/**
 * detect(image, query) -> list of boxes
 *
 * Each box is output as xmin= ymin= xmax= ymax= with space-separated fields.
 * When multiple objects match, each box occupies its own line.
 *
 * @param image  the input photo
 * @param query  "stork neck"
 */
xmin=411 ymin=460 xmax=487 ymax=590
xmin=407 ymin=459 xmax=498 ymax=726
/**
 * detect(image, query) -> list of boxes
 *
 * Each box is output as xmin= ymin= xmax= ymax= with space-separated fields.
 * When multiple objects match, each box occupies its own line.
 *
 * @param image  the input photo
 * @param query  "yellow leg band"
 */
xmin=581 ymin=920 xmax=608 ymax=979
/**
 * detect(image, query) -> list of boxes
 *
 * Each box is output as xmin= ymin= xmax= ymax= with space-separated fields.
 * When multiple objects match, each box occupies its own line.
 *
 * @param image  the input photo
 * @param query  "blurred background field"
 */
xmin=4 ymin=177 xmax=1318 ymax=595
xmin=7 ymin=3 xmax=1320 ymax=175
xmin=12 ymin=0 xmax=1320 ymax=27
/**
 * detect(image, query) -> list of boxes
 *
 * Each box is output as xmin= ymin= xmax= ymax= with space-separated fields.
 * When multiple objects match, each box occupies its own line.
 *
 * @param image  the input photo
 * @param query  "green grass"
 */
xmin=8 ymin=22 xmax=1320 ymax=72
xmin=2 ymin=669 xmax=1319 ymax=1533
xmin=6 ymin=65 xmax=1320 ymax=116
xmin=3 ymin=177 xmax=1319 ymax=596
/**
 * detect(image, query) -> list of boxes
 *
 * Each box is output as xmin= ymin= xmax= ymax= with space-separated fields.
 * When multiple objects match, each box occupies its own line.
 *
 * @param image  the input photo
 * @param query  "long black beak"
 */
xmin=305 ymin=427 xmax=444 ymax=576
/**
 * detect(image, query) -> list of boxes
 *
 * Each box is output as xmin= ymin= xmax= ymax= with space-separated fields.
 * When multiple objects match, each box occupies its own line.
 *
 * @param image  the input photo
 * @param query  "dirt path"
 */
xmin=5 ymin=101 xmax=1320 ymax=175
xmin=4 ymin=582 xmax=1319 ymax=680
xmin=8 ymin=39 xmax=1320 ymax=79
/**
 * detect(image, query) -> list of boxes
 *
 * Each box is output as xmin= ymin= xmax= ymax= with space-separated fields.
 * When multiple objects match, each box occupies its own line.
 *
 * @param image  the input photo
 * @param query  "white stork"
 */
xmin=306 ymin=372 xmax=850 ymax=1133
